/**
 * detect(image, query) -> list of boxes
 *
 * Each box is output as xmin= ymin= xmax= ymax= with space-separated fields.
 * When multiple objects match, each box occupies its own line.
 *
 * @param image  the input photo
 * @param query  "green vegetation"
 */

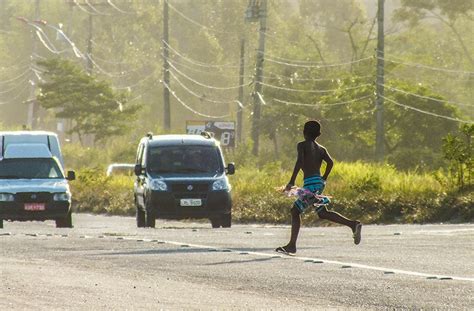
xmin=1 ymin=1 xmax=472 ymax=224
xmin=70 ymin=160 xmax=473 ymax=225
xmin=37 ymin=59 xmax=140 ymax=144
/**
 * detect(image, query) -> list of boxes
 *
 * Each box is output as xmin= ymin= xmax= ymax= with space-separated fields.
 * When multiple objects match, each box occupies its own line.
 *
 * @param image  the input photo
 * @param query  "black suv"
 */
xmin=133 ymin=133 xmax=235 ymax=228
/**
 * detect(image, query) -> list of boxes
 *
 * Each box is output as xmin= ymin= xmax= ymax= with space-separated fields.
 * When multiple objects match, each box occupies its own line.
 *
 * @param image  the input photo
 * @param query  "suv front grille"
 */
xmin=16 ymin=192 xmax=53 ymax=203
xmin=171 ymin=183 xmax=209 ymax=192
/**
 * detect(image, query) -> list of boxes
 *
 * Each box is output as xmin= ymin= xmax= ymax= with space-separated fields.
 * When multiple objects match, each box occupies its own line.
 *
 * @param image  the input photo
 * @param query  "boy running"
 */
xmin=276 ymin=120 xmax=362 ymax=255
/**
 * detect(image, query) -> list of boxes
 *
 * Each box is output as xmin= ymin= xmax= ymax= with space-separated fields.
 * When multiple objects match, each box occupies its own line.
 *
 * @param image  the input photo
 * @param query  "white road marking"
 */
xmin=5 ymin=231 xmax=474 ymax=282
xmin=145 ymin=238 xmax=474 ymax=283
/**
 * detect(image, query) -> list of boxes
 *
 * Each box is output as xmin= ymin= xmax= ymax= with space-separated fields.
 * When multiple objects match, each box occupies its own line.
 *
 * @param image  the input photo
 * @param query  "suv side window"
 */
xmin=136 ymin=143 xmax=145 ymax=166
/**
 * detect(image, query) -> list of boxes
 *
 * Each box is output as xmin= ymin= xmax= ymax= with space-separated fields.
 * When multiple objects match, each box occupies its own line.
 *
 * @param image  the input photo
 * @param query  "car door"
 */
xmin=134 ymin=143 xmax=146 ymax=208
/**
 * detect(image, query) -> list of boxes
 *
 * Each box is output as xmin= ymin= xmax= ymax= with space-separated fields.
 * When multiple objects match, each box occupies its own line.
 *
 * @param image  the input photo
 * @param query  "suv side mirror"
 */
xmin=134 ymin=164 xmax=143 ymax=176
xmin=67 ymin=170 xmax=76 ymax=181
xmin=226 ymin=163 xmax=235 ymax=175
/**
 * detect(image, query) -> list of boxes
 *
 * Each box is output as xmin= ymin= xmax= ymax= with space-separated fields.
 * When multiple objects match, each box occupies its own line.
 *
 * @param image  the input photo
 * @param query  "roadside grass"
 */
xmin=70 ymin=162 xmax=473 ymax=225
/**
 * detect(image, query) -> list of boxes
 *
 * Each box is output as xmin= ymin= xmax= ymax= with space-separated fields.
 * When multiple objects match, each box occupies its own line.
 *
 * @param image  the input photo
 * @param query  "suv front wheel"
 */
xmin=210 ymin=213 xmax=232 ymax=228
xmin=146 ymin=207 xmax=156 ymax=228
xmin=56 ymin=210 xmax=73 ymax=228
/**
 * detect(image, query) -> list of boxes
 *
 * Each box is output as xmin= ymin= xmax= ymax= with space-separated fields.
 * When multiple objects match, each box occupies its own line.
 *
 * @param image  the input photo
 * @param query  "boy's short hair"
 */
xmin=303 ymin=120 xmax=321 ymax=140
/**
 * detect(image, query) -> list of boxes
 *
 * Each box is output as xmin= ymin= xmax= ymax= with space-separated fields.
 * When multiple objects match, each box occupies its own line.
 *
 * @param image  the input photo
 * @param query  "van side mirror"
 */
xmin=67 ymin=171 xmax=76 ymax=181
xmin=134 ymin=164 xmax=143 ymax=176
xmin=226 ymin=163 xmax=235 ymax=175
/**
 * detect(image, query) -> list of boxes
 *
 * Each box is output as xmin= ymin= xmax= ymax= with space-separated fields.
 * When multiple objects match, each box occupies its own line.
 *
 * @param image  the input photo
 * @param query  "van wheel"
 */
xmin=221 ymin=213 xmax=231 ymax=228
xmin=210 ymin=217 xmax=221 ymax=228
xmin=56 ymin=211 xmax=73 ymax=228
xmin=136 ymin=209 xmax=146 ymax=228
xmin=146 ymin=209 xmax=156 ymax=228
xmin=0 ymin=219 xmax=3 ymax=229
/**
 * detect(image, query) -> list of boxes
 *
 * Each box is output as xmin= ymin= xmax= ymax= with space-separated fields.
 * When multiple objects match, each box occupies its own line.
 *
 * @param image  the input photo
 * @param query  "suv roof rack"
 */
xmin=200 ymin=131 xmax=212 ymax=139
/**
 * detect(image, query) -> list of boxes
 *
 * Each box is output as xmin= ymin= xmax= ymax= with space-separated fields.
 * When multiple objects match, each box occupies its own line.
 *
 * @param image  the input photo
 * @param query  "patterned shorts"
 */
xmin=294 ymin=175 xmax=329 ymax=213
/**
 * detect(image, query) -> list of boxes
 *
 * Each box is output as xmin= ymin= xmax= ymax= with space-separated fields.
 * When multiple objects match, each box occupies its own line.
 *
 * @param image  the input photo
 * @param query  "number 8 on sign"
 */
xmin=221 ymin=132 xmax=231 ymax=146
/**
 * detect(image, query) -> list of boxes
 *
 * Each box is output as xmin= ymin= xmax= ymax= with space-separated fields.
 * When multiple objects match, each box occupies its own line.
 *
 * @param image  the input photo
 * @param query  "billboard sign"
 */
xmin=186 ymin=121 xmax=236 ymax=148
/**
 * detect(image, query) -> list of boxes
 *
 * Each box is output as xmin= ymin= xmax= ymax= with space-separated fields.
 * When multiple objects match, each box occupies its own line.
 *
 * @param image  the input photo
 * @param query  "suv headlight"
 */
xmin=53 ymin=192 xmax=71 ymax=201
xmin=150 ymin=179 xmax=168 ymax=191
xmin=212 ymin=178 xmax=230 ymax=191
xmin=0 ymin=193 xmax=14 ymax=202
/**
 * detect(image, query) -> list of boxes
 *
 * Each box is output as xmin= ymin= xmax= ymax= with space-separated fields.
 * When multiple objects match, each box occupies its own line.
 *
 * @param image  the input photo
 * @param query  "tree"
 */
xmin=443 ymin=124 xmax=474 ymax=188
xmin=37 ymin=58 xmax=140 ymax=144
xmin=320 ymin=77 xmax=461 ymax=169
xmin=394 ymin=0 xmax=474 ymax=66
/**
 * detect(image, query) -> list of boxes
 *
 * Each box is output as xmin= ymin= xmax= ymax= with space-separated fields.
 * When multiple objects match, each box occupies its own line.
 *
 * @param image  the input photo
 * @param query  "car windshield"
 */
xmin=147 ymin=146 xmax=223 ymax=176
xmin=0 ymin=158 xmax=64 ymax=179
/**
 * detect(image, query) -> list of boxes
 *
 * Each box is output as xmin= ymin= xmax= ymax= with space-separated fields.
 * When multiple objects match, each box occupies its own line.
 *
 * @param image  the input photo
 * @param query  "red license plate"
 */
xmin=24 ymin=203 xmax=46 ymax=211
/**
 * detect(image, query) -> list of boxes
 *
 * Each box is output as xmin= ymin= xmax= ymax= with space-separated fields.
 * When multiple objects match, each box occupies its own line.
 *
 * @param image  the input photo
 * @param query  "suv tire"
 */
xmin=136 ymin=208 xmax=146 ymax=228
xmin=146 ymin=209 xmax=156 ymax=228
xmin=210 ymin=216 xmax=221 ymax=228
xmin=0 ymin=219 xmax=3 ymax=229
xmin=221 ymin=213 xmax=232 ymax=228
xmin=56 ymin=210 xmax=73 ymax=228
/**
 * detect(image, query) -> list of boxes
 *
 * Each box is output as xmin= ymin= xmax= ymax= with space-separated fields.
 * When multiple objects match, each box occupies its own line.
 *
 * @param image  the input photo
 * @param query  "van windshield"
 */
xmin=147 ymin=146 xmax=223 ymax=177
xmin=0 ymin=158 xmax=64 ymax=179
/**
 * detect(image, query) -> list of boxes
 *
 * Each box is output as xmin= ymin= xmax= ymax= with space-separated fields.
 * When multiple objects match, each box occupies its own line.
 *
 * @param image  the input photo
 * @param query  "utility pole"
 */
xmin=375 ymin=0 xmax=385 ymax=161
xmin=27 ymin=0 xmax=40 ymax=129
xmin=86 ymin=14 xmax=93 ymax=74
xmin=250 ymin=0 xmax=267 ymax=156
xmin=237 ymin=38 xmax=245 ymax=142
xmin=163 ymin=0 xmax=171 ymax=131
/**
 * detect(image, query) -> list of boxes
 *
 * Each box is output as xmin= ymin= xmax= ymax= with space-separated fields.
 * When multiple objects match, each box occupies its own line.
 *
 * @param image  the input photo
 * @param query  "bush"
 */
xmin=68 ymin=161 xmax=473 ymax=225
xmin=70 ymin=167 xmax=135 ymax=215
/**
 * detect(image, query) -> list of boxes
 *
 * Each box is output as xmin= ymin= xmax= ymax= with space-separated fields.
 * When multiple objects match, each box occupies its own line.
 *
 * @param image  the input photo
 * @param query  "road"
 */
xmin=1 ymin=214 xmax=473 ymax=310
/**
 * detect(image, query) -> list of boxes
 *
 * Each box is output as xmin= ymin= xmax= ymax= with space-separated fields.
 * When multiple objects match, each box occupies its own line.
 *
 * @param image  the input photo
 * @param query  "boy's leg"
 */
xmin=276 ymin=205 xmax=300 ymax=254
xmin=288 ymin=205 xmax=301 ymax=249
xmin=317 ymin=207 xmax=362 ymax=244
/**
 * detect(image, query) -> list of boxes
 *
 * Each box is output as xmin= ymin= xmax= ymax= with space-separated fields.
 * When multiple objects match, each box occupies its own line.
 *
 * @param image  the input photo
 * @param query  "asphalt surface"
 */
xmin=1 ymin=214 xmax=473 ymax=310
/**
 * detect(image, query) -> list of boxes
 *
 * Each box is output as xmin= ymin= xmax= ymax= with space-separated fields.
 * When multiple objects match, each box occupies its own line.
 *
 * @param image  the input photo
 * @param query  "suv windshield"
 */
xmin=147 ymin=146 xmax=223 ymax=176
xmin=0 ymin=158 xmax=64 ymax=179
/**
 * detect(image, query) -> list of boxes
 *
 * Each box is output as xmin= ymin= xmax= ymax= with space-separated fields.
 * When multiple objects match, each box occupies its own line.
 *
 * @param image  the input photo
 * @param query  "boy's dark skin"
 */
xmin=279 ymin=124 xmax=361 ymax=254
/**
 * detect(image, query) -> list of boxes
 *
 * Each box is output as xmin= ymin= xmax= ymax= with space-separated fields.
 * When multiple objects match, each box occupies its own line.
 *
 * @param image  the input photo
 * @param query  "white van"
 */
xmin=0 ymin=131 xmax=75 ymax=228
xmin=0 ymin=131 xmax=64 ymax=168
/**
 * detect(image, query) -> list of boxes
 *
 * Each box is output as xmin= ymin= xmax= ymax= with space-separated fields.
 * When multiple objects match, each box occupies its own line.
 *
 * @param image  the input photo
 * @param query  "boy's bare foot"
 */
xmin=275 ymin=245 xmax=296 ymax=256
xmin=353 ymin=222 xmax=362 ymax=245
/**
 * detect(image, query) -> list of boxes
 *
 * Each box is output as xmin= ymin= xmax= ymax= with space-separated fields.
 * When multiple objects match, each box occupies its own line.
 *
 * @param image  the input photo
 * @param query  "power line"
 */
xmin=163 ymin=40 xmax=243 ymax=69
xmin=169 ymin=70 xmax=238 ymax=104
xmin=84 ymin=0 xmax=110 ymax=16
xmin=168 ymin=58 xmax=249 ymax=79
xmin=261 ymin=81 xmax=372 ymax=93
xmin=380 ymin=55 xmax=474 ymax=75
xmin=262 ymin=52 xmax=326 ymax=64
xmin=168 ymin=61 xmax=250 ymax=90
xmin=166 ymin=0 xmax=239 ymax=35
xmin=264 ymin=56 xmax=373 ymax=68
xmin=112 ymin=70 xmax=157 ymax=90
xmin=0 ymin=84 xmax=30 ymax=105
xmin=382 ymin=95 xmax=473 ymax=124
xmin=0 ymin=77 xmax=30 ymax=94
xmin=86 ymin=53 xmax=133 ymax=66
xmin=0 ymin=59 xmax=30 ymax=71
xmin=381 ymin=84 xmax=473 ymax=108
xmin=0 ymin=67 xmax=32 ymax=84
xmin=86 ymin=53 xmax=149 ymax=78
xmin=127 ymin=85 xmax=156 ymax=103
xmin=162 ymin=80 xmax=231 ymax=119
xmin=321 ymin=109 xmax=376 ymax=122
xmin=262 ymin=71 xmax=374 ymax=83
xmin=106 ymin=0 xmax=135 ymax=15
xmin=272 ymin=95 xmax=372 ymax=108
xmin=71 ymin=0 xmax=98 ymax=15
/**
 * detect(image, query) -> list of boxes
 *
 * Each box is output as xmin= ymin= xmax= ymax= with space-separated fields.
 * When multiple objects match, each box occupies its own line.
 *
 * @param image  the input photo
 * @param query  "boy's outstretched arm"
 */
xmin=286 ymin=143 xmax=303 ymax=190
xmin=322 ymin=149 xmax=334 ymax=181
